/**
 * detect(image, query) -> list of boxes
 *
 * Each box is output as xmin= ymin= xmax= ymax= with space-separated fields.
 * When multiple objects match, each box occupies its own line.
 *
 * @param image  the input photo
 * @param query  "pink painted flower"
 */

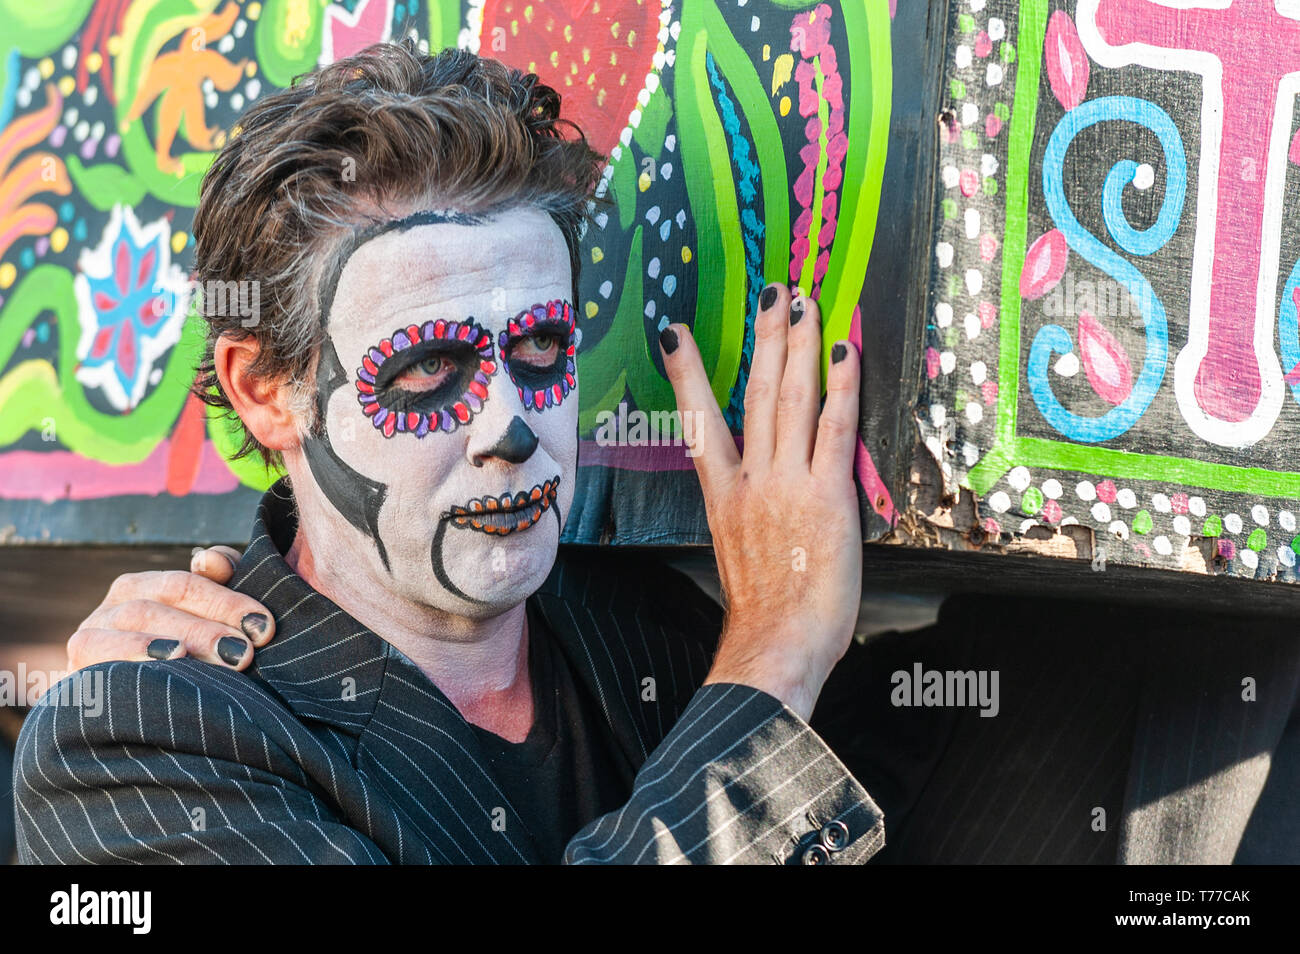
xmin=1020 ymin=229 xmax=1068 ymax=299
xmin=1096 ymin=479 xmax=1117 ymax=503
xmin=960 ymin=169 xmax=980 ymax=196
xmin=1171 ymin=492 xmax=1189 ymax=514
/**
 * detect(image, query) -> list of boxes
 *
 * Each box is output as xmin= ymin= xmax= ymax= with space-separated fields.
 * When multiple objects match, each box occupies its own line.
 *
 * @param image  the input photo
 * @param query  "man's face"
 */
xmin=296 ymin=207 xmax=578 ymax=618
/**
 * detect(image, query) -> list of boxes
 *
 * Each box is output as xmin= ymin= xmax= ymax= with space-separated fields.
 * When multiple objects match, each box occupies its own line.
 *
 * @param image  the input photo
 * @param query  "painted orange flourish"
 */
xmin=123 ymin=1 xmax=249 ymax=175
xmin=0 ymin=84 xmax=71 ymax=263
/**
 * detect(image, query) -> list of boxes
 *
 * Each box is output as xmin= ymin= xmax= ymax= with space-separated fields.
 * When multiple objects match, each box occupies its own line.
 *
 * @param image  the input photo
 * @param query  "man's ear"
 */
xmin=213 ymin=335 xmax=306 ymax=453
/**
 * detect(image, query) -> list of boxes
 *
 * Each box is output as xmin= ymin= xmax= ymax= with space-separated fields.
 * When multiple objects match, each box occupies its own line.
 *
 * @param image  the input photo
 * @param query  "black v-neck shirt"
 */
xmin=469 ymin=602 xmax=633 ymax=863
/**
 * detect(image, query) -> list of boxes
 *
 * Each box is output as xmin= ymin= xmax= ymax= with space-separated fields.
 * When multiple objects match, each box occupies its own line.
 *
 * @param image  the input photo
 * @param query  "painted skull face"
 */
xmin=299 ymin=208 xmax=578 ymax=618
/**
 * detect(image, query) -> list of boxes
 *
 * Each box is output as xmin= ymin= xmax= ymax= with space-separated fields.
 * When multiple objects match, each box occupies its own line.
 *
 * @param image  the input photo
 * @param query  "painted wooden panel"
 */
xmin=0 ymin=0 xmax=921 ymax=545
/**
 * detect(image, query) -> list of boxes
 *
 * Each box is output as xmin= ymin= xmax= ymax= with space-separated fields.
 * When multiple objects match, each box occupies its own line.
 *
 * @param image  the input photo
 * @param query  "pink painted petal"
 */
xmin=1290 ymin=127 xmax=1300 ymax=165
xmin=1045 ymin=11 xmax=1090 ymax=111
xmin=1078 ymin=311 xmax=1132 ymax=405
xmin=1020 ymin=228 xmax=1068 ymax=300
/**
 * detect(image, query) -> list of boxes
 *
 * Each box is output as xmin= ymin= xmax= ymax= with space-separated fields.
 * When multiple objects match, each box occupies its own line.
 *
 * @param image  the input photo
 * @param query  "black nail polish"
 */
xmin=217 ymin=636 xmax=249 ymax=666
xmin=790 ymin=299 xmax=805 ymax=326
xmin=241 ymin=613 xmax=269 ymax=639
xmin=760 ymin=285 xmax=778 ymax=311
xmin=831 ymin=343 xmax=848 ymax=364
xmin=147 ymin=638 xmax=180 ymax=660
xmin=659 ymin=326 xmax=679 ymax=354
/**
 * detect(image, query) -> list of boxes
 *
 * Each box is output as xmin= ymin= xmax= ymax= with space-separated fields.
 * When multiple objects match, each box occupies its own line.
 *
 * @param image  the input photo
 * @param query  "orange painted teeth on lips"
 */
xmin=445 ymin=477 xmax=561 ymax=535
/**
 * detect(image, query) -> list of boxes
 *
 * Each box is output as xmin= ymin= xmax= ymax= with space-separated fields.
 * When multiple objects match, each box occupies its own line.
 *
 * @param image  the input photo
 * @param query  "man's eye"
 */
xmin=512 ymin=333 xmax=562 ymax=366
xmin=392 ymin=356 xmax=455 ymax=391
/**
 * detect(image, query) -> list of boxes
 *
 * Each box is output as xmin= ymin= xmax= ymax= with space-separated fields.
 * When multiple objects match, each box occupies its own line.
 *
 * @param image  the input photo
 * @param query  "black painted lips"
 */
xmin=446 ymin=477 xmax=560 ymax=535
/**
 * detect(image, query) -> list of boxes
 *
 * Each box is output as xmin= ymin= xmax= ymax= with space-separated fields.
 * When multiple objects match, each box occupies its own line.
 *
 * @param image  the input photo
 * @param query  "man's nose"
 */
xmin=471 ymin=415 xmax=539 ymax=467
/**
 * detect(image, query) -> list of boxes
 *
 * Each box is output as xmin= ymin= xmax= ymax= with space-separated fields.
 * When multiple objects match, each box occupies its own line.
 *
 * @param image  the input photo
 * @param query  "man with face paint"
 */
xmin=16 ymin=42 xmax=882 ymax=865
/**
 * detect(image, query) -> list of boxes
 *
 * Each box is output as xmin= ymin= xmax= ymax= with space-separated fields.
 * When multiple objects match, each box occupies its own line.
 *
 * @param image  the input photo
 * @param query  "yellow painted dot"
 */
xmin=106 ymin=35 xmax=122 ymax=57
xmin=565 ymin=76 xmax=572 ymax=86
xmin=247 ymin=2 xmax=262 ymax=20
xmin=38 ymin=58 xmax=54 ymax=79
xmin=0 ymin=263 xmax=15 ymax=288
xmin=545 ymin=16 xmax=554 ymax=32
xmin=619 ymin=73 xmax=627 ymax=86
xmin=50 ymin=227 xmax=69 ymax=254
xmin=171 ymin=231 xmax=188 ymax=254
xmin=528 ymin=61 xmax=536 ymax=73
xmin=586 ymin=73 xmax=596 ymax=87
xmin=611 ymin=22 xmax=620 ymax=39
xmin=779 ymin=95 xmax=791 ymax=116
xmin=638 ymin=171 xmax=651 ymax=192
xmin=550 ymin=50 xmax=559 ymax=67
xmin=524 ymin=5 xmax=534 ymax=22
xmin=582 ymin=47 xmax=591 ymax=64
xmin=57 ymin=75 xmax=75 ymax=97
xmin=564 ymin=24 xmax=573 ymax=42
xmin=86 ymin=51 xmax=102 ymax=72
xmin=681 ymin=246 xmax=692 ymax=264
xmin=570 ymin=62 xmax=578 ymax=74
xmin=593 ymin=0 xmax=600 ymax=11
xmin=245 ymin=61 xmax=257 ymax=77
xmin=591 ymin=247 xmax=604 ymax=263
xmin=597 ymin=88 xmax=607 ymax=106
xmin=585 ymin=301 xmax=598 ymax=318
xmin=762 ymin=44 xmax=770 ymax=62
xmin=627 ymin=30 xmax=636 ymax=47
xmin=511 ymin=20 xmax=518 ymax=36
xmin=610 ymin=51 xmax=618 ymax=66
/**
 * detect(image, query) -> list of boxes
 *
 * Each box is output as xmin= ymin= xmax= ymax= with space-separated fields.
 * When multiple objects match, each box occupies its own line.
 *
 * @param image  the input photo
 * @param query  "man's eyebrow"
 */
xmin=316 ymin=209 xmax=487 ymax=328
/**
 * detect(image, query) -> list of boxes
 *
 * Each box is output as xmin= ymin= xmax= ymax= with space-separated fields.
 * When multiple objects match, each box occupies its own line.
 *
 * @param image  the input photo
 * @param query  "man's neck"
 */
xmin=284 ymin=526 xmax=535 ymax=743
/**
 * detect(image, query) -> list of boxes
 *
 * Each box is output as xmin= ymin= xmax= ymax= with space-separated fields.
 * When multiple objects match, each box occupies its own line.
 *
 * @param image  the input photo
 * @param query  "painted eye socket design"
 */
xmin=497 ymin=299 xmax=577 ymax=412
xmin=355 ymin=318 xmax=497 ymax=438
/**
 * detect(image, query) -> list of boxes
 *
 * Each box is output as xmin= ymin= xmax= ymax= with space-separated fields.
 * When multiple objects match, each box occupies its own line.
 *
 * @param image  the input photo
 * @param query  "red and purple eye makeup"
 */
xmin=355 ymin=318 xmax=496 ymax=438
xmin=497 ymin=299 xmax=577 ymax=412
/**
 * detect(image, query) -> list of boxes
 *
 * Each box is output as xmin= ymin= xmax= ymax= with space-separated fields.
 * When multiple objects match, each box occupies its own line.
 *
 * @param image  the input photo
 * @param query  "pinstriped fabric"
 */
xmin=14 ymin=485 xmax=882 ymax=864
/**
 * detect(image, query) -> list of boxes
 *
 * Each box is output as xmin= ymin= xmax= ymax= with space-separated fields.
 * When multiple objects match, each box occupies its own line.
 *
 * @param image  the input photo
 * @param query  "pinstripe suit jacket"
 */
xmin=14 ymin=488 xmax=883 ymax=864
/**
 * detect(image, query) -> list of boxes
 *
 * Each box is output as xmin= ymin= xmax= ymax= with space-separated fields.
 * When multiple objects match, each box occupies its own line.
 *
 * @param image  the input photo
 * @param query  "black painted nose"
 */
xmin=477 ymin=415 xmax=538 ymax=466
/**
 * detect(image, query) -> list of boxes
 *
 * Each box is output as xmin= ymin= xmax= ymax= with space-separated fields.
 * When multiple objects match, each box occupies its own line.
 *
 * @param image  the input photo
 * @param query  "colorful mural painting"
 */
xmin=0 ymin=0 xmax=903 ymax=544
xmin=917 ymin=0 xmax=1300 ymax=582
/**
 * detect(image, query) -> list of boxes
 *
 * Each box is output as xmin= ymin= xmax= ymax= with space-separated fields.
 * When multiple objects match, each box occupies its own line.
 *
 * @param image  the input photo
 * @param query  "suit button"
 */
xmin=801 ymin=843 xmax=831 ymax=865
xmin=820 ymin=820 xmax=850 ymax=852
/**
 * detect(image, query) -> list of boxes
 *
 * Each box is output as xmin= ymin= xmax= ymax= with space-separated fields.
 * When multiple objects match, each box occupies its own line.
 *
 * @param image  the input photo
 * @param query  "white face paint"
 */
xmin=297 ymin=208 xmax=578 ymax=619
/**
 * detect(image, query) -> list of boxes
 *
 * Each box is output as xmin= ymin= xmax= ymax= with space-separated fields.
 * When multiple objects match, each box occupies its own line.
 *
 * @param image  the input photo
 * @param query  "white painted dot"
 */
xmin=1091 ymin=502 xmax=1112 ymax=523
xmin=1172 ymin=515 xmax=1191 ymax=536
xmin=1132 ymin=163 xmax=1155 ymax=190
xmin=936 ymin=302 xmax=954 ymax=327
xmin=1108 ymin=520 xmax=1129 ymax=541
xmin=63 ymin=107 xmax=78 ymax=127
xmin=1189 ymin=496 xmax=1206 ymax=517
xmin=937 ymin=243 xmax=954 ymax=268
xmin=61 ymin=44 xmax=76 ymax=69
xmin=980 ymin=153 xmax=999 ymax=178
xmin=73 ymin=120 xmax=89 ymax=141
xmin=1281 ymin=510 xmax=1296 ymax=532
xmin=965 ymin=269 xmax=983 ymax=295
xmin=1252 ymin=504 xmax=1269 ymax=526
xmin=956 ymin=45 xmax=973 ymax=69
xmin=1008 ymin=466 xmax=1031 ymax=492
xmin=1043 ymin=479 xmax=1063 ymax=499
xmin=15 ymin=87 xmax=30 ymax=108
xmin=970 ymin=0 xmax=986 ymax=11
xmin=1153 ymin=536 xmax=1173 ymax=556
xmin=230 ymin=93 xmax=245 ymax=111
xmin=940 ymin=351 xmax=957 ymax=374
xmin=989 ymin=18 xmax=1006 ymax=40
xmin=1055 ymin=352 xmax=1080 ymax=377
xmin=750 ymin=15 xmax=760 ymax=31
xmin=931 ymin=404 xmax=947 ymax=427
xmin=964 ymin=312 xmax=981 ymax=339
xmin=1116 ymin=488 xmax=1137 ymax=509
xmin=245 ymin=79 xmax=261 ymax=99
xmin=963 ymin=442 xmax=980 ymax=467
xmin=1076 ymin=480 xmax=1096 ymax=502
xmin=1279 ymin=546 xmax=1297 ymax=569
xmin=961 ymin=101 xmax=978 ymax=125
xmin=1020 ymin=519 xmax=1039 ymax=534
xmin=966 ymin=402 xmax=984 ymax=424
xmin=218 ymin=34 xmax=235 ymax=53
xmin=989 ymin=491 xmax=1011 ymax=513
xmin=84 ymin=85 xmax=97 ymax=106
xmin=1241 ymin=549 xmax=1259 ymax=571
xmin=1061 ymin=516 xmax=1079 ymax=527
xmin=942 ymin=165 xmax=960 ymax=189
xmin=1152 ymin=493 xmax=1171 ymax=513
xmin=599 ymin=280 xmax=613 ymax=299
xmin=1224 ymin=513 xmax=1243 ymax=534
xmin=965 ymin=208 xmax=981 ymax=239
xmin=234 ymin=17 xmax=247 ymax=37
xmin=970 ymin=360 xmax=987 ymax=385
xmin=986 ymin=63 xmax=1003 ymax=86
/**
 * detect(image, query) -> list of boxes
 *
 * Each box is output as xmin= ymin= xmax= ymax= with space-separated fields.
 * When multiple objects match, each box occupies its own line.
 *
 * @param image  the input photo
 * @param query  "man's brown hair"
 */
xmin=192 ymin=39 xmax=604 ymax=464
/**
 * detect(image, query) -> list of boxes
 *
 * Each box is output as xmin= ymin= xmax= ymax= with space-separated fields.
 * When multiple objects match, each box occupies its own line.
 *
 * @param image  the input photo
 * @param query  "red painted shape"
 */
xmin=165 ymin=391 xmax=206 ymax=496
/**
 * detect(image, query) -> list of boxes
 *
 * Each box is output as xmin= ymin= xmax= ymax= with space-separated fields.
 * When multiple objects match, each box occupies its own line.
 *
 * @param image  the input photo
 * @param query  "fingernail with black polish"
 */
xmin=241 ymin=613 xmax=269 ymax=639
xmin=147 ymin=638 xmax=180 ymax=660
xmin=218 ymin=636 xmax=250 ymax=666
xmin=790 ymin=298 xmax=805 ymax=326
xmin=659 ymin=326 xmax=679 ymax=355
xmin=760 ymin=284 xmax=778 ymax=311
xmin=831 ymin=342 xmax=848 ymax=364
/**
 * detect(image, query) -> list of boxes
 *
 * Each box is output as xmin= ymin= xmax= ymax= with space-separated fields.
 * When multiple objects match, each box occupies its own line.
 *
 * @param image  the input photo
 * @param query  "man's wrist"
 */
xmin=704 ymin=631 xmax=827 ymax=721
